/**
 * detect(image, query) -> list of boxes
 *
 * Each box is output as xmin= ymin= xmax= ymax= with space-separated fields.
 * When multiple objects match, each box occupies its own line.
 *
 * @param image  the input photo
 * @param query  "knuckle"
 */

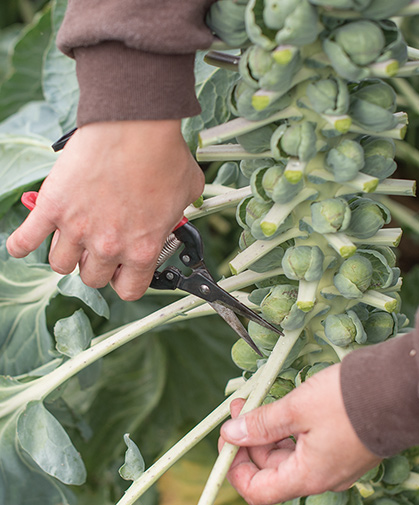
xmin=116 ymin=286 xmax=144 ymax=302
xmin=94 ymin=237 xmax=122 ymax=261
xmin=126 ymin=241 xmax=161 ymax=268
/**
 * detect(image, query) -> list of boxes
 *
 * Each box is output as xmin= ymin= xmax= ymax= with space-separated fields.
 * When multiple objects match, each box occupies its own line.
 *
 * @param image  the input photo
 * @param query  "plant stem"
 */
xmin=0 ymin=268 xmax=281 ymax=419
xmin=395 ymin=61 xmax=419 ymax=77
xmin=197 ymin=144 xmax=272 ymax=162
xmin=229 ymin=228 xmax=308 ymax=275
xmin=197 ymin=303 xmax=329 ymax=505
xmin=407 ymin=46 xmax=419 ymax=60
xmin=115 ymin=367 xmax=264 ymax=505
xmin=399 ymin=1 xmax=419 ymax=16
xmin=349 ymin=122 xmax=407 ymax=140
xmin=323 ymin=232 xmax=357 ymax=258
xmin=199 ymin=106 xmax=302 ymax=147
xmin=185 ymin=186 xmax=252 ymax=220
xmin=351 ymin=228 xmax=403 ymax=247
xmin=198 ymin=326 xmax=304 ymax=505
xmin=261 ymin=188 xmax=318 ymax=237
xmin=373 ymin=178 xmax=416 ymax=196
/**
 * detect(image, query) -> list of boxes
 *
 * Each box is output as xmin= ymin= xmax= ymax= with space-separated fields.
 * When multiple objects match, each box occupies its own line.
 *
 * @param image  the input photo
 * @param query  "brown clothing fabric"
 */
xmin=341 ymin=313 xmax=419 ymax=457
xmin=56 ymin=0 xmax=217 ymax=125
xmin=57 ymin=0 xmax=419 ymax=458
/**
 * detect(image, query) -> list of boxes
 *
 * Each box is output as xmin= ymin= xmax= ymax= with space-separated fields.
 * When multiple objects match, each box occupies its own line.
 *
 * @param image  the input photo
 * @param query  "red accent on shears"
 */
xmin=21 ymin=191 xmax=38 ymax=211
xmin=173 ymin=216 xmax=188 ymax=231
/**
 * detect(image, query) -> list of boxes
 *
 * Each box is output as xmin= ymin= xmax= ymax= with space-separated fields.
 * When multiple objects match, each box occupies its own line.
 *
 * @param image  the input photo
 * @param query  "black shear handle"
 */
xmin=173 ymin=221 xmax=204 ymax=269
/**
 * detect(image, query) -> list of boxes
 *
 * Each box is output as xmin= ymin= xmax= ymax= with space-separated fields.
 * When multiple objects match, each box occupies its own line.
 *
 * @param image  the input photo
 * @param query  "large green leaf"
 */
xmin=0 ymin=24 xmax=22 ymax=83
xmin=0 ymin=7 xmax=52 ymax=121
xmin=0 ymin=258 xmax=61 ymax=375
xmin=0 ymin=133 xmax=56 ymax=216
xmin=0 ymin=101 xmax=62 ymax=141
xmin=43 ymin=0 xmax=78 ymax=131
xmin=0 ymin=412 xmax=75 ymax=505
xmin=17 ymin=400 xmax=86 ymax=485
xmin=182 ymin=51 xmax=237 ymax=153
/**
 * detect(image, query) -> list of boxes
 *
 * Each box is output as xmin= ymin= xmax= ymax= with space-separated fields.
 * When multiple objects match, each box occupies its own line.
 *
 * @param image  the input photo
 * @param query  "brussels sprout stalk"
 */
xmin=199 ymin=105 xmax=302 ymax=147
xmin=284 ymin=157 xmax=307 ymax=183
xmin=185 ymin=186 xmax=252 ymax=220
xmin=115 ymin=368 xmax=264 ymax=505
xmin=261 ymin=187 xmax=318 ymax=236
xmin=350 ymin=228 xmax=403 ymax=247
xmin=297 ymin=279 xmax=320 ymax=312
xmin=229 ymin=228 xmax=308 ymax=275
xmin=197 ymin=144 xmax=272 ymax=161
xmin=323 ymin=232 xmax=357 ymax=258
xmin=349 ymin=122 xmax=407 ymax=140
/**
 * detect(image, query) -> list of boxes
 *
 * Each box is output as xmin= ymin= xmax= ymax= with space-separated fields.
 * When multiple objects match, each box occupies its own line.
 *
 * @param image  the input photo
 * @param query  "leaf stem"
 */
xmin=196 ymin=144 xmax=272 ymax=162
xmin=197 ymin=304 xmax=328 ymax=505
xmin=185 ymin=186 xmax=252 ymax=220
xmin=199 ymin=106 xmax=302 ymax=148
xmin=115 ymin=368 xmax=264 ymax=505
xmin=0 ymin=268 xmax=282 ymax=419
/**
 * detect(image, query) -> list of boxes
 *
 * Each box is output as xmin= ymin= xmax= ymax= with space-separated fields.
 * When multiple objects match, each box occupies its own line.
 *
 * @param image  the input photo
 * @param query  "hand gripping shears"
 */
xmin=20 ymin=129 xmax=284 ymax=355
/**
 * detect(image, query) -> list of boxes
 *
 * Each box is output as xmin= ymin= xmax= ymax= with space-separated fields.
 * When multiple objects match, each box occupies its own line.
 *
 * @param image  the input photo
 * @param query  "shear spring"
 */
xmin=156 ymin=234 xmax=182 ymax=268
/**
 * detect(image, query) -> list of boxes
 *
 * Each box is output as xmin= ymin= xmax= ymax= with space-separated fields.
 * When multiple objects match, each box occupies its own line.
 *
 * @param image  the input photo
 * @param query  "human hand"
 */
xmin=219 ymin=364 xmax=381 ymax=505
xmin=7 ymin=120 xmax=205 ymax=300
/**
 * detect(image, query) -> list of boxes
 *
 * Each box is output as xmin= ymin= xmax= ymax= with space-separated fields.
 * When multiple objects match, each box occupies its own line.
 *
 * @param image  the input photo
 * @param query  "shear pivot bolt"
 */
xmin=166 ymin=272 xmax=175 ymax=280
xmin=200 ymin=284 xmax=210 ymax=295
xmin=182 ymin=255 xmax=191 ymax=264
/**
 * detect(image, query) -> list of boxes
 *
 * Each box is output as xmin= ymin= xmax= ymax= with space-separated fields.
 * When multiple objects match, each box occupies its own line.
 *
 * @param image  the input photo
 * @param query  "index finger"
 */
xmin=6 ymin=207 xmax=56 ymax=258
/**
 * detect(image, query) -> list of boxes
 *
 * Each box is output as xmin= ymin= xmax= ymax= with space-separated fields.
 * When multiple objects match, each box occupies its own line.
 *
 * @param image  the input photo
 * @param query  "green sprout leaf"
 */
xmin=119 ymin=433 xmax=145 ymax=481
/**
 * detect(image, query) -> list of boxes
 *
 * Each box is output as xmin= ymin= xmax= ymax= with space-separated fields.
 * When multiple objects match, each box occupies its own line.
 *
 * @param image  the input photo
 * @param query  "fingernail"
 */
xmin=223 ymin=417 xmax=248 ymax=442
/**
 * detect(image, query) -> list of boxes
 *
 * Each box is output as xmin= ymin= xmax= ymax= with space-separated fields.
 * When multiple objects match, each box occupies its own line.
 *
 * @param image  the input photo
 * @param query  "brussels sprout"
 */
xmin=382 ymin=455 xmax=411 ymax=485
xmin=251 ymin=165 xmax=272 ymax=202
xmin=306 ymin=77 xmax=349 ymax=115
xmin=346 ymin=197 xmax=391 ymax=239
xmin=240 ymin=44 xmax=302 ymax=92
xmin=245 ymin=0 xmax=319 ymax=49
xmin=282 ymin=245 xmax=325 ymax=281
xmin=349 ymin=79 xmax=398 ymax=133
xmin=326 ymin=139 xmax=365 ymax=183
xmin=236 ymin=196 xmax=253 ymax=229
xmin=212 ymin=162 xmax=240 ymax=186
xmin=357 ymin=248 xmax=395 ymax=290
xmin=231 ymin=338 xmax=264 ymax=372
xmin=306 ymin=490 xmax=349 ymax=505
xmin=360 ymin=137 xmax=396 ymax=181
xmin=324 ymin=310 xmax=367 ymax=347
xmin=237 ymin=124 xmax=277 ymax=153
xmin=229 ymin=79 xmax=288 ymax=120
xmin=295 ymin=362 xmax=331 ymax=386
xmin=364 ymin=310 xmax=397 ymax=343
xmin=206 ymin=0 xmax=249 ymax=47
xmin=268 ymin=377 xmax=295 ymax=399
xmin=248 ymin=320 xmax=281 ymax=352
xmin=311 ymin=197 xmax=352 ymax=234
xmin=280 ymin=122 xmax=318 ymax=162
xmin=240 ymin=158 xmax=275 ymax=179
xmin=245 ymin=198 xmax=272 ymax=227
xmin=261 ymin=284 xmax=298 ymax=325
xmin=262 ymin=164 xmax=304 ymax=204
xmin=323 ymin=21 xmax=385 ymax=81
xmin=248 ymin=287 xmax=272 ymax=306
xmin=239 ymin=45 xmax=275 ymax=88
xmin=334 ymin=254 xmax=373 ymax=298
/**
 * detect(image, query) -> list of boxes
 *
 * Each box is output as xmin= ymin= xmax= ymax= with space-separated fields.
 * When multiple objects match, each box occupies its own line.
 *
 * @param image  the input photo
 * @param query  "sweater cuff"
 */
xmin=73 ymin=41 xmax=201 ymax=126
xmin=341 ymin=332 xmax=419 ymax=458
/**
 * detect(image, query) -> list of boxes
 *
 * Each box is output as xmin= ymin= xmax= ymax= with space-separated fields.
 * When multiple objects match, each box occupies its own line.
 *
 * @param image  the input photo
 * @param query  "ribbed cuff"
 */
xmin=341 ymin=331 xmax=419 ymax=458
xmin=73 ymin=41 xmax=201 ymax=126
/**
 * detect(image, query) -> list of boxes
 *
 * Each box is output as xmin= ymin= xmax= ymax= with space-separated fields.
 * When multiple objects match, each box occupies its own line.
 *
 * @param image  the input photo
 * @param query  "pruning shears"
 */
xmin=21 ymin=129 xmax=284 ymax=355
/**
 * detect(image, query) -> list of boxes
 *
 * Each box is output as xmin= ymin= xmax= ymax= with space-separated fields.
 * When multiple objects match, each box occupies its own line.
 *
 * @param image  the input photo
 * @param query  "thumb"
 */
xmin=221 ymin=395 xmax=298 ymax=446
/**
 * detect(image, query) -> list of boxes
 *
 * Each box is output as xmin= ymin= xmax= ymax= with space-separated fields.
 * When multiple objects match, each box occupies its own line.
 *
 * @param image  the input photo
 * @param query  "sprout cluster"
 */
xmin=201 ymin=0 xmax=418 ymax=502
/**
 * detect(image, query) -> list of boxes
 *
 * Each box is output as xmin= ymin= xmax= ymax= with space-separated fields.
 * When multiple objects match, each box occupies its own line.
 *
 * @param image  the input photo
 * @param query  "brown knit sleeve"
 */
xmin=341 ymin=311 xmax=419 ymax=458
xmin=56 ymin=0 xmax=217 ymax=125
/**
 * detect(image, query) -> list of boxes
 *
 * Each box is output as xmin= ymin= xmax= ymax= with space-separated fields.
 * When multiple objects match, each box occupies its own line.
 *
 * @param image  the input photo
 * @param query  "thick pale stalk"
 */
xmin=115 ymin=368 xmax=264 ymax=505
xmin=197 ymin=326 xmax=304 ymax=505
xmin=197 ymin=144 xmax=272 ymax=162
xmin=185 ymin=186 xmax=252 ymax=220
